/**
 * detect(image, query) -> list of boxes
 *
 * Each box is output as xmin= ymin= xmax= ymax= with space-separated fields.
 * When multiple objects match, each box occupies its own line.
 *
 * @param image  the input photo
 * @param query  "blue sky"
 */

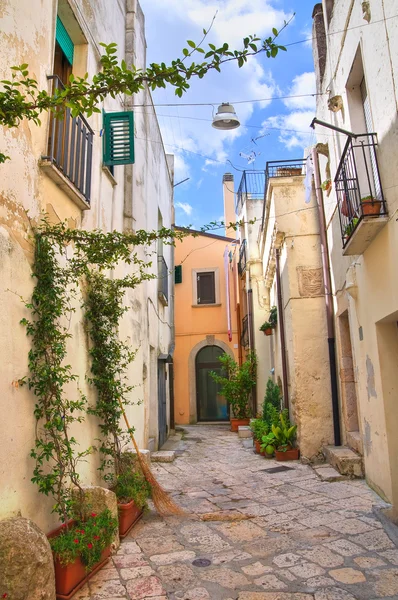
xmin=140 ymin=0 xmax=318 ymax=228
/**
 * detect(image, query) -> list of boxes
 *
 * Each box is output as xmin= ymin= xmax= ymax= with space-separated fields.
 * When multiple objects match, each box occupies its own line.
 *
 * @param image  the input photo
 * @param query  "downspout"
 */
xmin=247 ymin=288 xmax=256 ymax=415
xmin=311 ymin=147 xmax=342 ymax=446
xmin=275 ymin=249 xmax=289 ymax=411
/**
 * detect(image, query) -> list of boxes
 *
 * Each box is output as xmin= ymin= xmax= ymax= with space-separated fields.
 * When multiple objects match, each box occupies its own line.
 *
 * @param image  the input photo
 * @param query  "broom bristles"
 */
xmin=118 ymin=398 xmax=185 ymax=516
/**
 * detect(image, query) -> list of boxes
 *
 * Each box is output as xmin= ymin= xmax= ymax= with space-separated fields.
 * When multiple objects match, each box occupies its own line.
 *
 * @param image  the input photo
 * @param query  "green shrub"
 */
xmin=210 ymin=352 xmax=257 ymax=419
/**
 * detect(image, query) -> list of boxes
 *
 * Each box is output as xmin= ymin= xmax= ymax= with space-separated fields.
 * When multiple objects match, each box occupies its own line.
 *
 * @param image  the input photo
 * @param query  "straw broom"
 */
xmin=118 ymin=398 xmax=185 ymax=516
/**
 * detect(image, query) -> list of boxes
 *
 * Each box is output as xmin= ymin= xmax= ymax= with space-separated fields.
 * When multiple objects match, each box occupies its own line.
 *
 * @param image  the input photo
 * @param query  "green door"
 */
xmin=196 ymin=346 xmax=228 ymax=421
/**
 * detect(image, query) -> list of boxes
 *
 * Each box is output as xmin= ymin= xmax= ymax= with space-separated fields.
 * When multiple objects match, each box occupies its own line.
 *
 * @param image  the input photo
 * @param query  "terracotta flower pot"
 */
xmin=48 ymin=522 xmax=110 ymax=600
xmin=230 ymin=417 xmax=250 ymax=432
xmin=275 ymin=447 xmax=300 ymax=461
xmin=118 ymin=499 xmax=143 ymax=538
xmin=254 ymin=439 xmax=265 ymax=455
xmin=263 ymin=328 xmax=273 ymax=336
xmin=361 ymin=199 xmax=381 ymax=216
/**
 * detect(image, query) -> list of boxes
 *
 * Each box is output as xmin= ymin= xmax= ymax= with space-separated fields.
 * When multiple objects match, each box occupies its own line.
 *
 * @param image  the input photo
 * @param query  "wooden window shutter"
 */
xmin=197 ymin=272 xmax=215 ymax=304
xmin=56 ymin=17 xmax=74 ymax=66
xmin=175 ymin=265 xmax=182 ymax=284
xmin=103 ymin=112 xmax=135 ymax=166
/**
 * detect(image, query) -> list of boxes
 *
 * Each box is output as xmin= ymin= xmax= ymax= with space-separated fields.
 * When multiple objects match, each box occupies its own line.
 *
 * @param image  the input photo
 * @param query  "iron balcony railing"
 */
xmin=42 ymin=75 xmax=94 ymax=204
xmin=236 ymin=170 xmax=266 ymax=214
xmin=241 ymin=314 xmax=249 ymax=348
xmin=335 ymin=133 xmax=386 ymax=247
xmin=158 ymin=255 xmax=169 ymax=303
xmin=238 ymin=239 xmax=247 ymax=275
xmin=261 ymin=159 xmax=306 ymax=229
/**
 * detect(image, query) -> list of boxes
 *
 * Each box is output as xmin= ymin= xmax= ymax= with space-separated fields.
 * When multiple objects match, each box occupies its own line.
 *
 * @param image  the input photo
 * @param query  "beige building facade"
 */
xmin=311 ymin=0 xmax=398 ymax=514
xmin=0 ymin=0 xmax=174 ymax=532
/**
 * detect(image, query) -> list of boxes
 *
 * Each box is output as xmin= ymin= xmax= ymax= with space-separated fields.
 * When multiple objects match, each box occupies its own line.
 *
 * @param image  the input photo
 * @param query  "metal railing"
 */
xmin=158 ymin=255 xmax=169 ymax=303
xmin=334 ymin=133 xmax=386 ymax=247
xmin=42 ymin=76 xmax=94 ymax=203
xmin=261 ymin=159 xmax=306 ymax=230
xmin=236 ymin=170 xmax=266 ymax=214
xmin=238 ymin=239 xmax=247 ymax=275
xmin=241 ymin=315 xmax=249 ymax=348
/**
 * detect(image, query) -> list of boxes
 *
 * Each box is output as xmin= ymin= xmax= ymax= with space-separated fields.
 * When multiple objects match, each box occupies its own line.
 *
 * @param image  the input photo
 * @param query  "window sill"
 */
xmin=192 ymin=303 xmax=221 ymax=308
xmin=102 ymin=165 xmax=117 ymax=186
xmin=158 ymin=291 xmax=169 ymax=307
xmin=342 ymin=215 xmax=389 ymax=256
xmin=40 ymin=160 xmax=91 ymax=210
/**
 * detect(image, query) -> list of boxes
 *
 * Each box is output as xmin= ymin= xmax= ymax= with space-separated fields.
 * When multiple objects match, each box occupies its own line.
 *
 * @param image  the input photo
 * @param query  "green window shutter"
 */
xmin=175 ymin=265 xmax=182 ymax=284
xmin=103 ymin=112 xmax=135 ymax=166
xmin=56 ymin=17 xmax=74 ymax=66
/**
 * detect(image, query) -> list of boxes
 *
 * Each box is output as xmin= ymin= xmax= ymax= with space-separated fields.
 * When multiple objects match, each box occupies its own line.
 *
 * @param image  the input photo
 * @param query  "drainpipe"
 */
xmin=311 ymin=147 xmax=342 ymax=446
xmin=247 ymin=288 xmax=256 ymax=415
xmin=275 ymin=249 xmax=289 ymax=411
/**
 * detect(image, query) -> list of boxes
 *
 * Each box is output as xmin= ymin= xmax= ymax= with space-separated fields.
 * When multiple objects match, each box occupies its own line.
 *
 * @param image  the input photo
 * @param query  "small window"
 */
xmin=197 ymin=272 xmax=215 ymax=304
xmin=175 ymin=265 xmax=182 ymax=284
xmin=103 ymin=111 xmax=135 ymax=166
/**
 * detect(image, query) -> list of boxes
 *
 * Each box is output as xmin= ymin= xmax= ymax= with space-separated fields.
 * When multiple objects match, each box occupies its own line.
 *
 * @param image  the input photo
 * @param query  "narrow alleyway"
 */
xmin=80 ymin=426 xmax=398 ymax=600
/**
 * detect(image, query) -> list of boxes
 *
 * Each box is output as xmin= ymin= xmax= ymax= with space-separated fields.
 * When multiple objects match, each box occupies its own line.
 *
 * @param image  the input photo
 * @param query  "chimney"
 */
xmin=312 ymin=3 xmax=326 ymax=89
xmin=223 ymin=173 xmax=236 ymax=238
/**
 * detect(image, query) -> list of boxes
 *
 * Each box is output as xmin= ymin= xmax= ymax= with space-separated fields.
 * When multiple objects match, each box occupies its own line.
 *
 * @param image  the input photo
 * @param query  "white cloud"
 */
xmin=283 ymin=72 xmax=316 ymax=110
xmin=140 ymin=0 xmax=289 ymax=166
xmin=175 ymin=202 xmax=193 ymax=215
xmin=301 ymin=27 xmax=313 ymax=49
xmin=261 ymin=110 xmax=315 ymax=150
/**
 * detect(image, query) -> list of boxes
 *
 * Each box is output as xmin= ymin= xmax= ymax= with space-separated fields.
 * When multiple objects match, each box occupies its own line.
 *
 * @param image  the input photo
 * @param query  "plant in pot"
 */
xmin=321 ymin=179 xmax=332 ymax=195
xmin=260 ymin=306 xmax=277 ymax=336
xmin=260 ymin=431 xmax=277 ymax=457
xmin=112 ymin=453 xmax=151 ymax=538
xmin=361 ymin=195 xmax=381 ymax=216
xmin=344 ymin=217 xmax=359 ymax=239
xmin=271 ymin=412 xmax=299 ymax=461
xmin=250 ymin=419 xmax=268 ymax=454
xmin=210 ymin=351 xmax=257 ymax=432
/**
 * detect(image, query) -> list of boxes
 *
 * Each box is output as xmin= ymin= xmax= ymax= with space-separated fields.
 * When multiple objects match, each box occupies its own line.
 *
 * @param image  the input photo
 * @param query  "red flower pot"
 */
xmin=263 ymin=328 xmax=273 ymax=336
xmin=254 ymin=439 xmax=265 ymax=455
xmin=230 ymin=418 xmax=250 ymax=432
xmin=275 ymin=447 xmax=300 ymax=461
xmin=361 ymin=199 xmax=381 ymax=216
xmin=118 ymin=500 xmax=143 ymax=538
xmin=48 ymin=521 xmax=111 ymax=600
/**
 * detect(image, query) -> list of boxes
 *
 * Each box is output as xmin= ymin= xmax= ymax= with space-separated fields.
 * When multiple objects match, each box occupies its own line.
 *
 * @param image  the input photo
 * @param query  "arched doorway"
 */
xmin=195 ymin=346 xmax=228 ymax=421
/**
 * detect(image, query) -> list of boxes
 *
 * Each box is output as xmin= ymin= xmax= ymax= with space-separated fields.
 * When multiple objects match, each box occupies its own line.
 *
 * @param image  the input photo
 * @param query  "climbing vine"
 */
xmin=20 ymin=220 xmax=184 ymax=522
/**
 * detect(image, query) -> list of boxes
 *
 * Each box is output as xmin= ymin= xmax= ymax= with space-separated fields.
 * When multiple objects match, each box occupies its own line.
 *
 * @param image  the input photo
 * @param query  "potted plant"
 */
xmin=112 ymin=454 xmax=151 ymax=538
xmin=271 ymin=412 xmax=299 ymax=461
xmin=260 ymin=431 xmax=277 ymax=458
xmin=344 ymin=217 xmax=359 ymax=239
xmin=361 ymin=195 xmax=381 ymax=216
xmin=210 ymin=351 xmax=257 ymax=432
xmin=321 ymin=179 xmax=332 ymax=195
xmin=250 ymin=419 xmax=268 ymax=454
xmin=260 ymin=306 xmax=277 ymax=336
xmin=48 ymin=509 xmax=118 ymax=599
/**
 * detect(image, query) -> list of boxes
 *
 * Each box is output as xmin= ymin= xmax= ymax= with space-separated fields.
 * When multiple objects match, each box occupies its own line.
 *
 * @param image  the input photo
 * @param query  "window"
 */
xmin=103 ymin=112 xmax=135 ymax=167
xmin=197 ymin=272 xmax=215 ymax=304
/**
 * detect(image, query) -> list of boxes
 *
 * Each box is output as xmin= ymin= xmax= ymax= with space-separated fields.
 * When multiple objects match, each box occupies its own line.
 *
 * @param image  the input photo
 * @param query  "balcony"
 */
xmin=158 ymin=255 xmax=169 ymax=306
xmin=238 ymin=239 xmax=247 ymax=275
xmin=236 ymin=170 xmax=266 ymax=215
xmin=241 ymin=314 xmax=249 ymax=348
xmin=40 ymin=76 xmax=94 ymax=209
xmin=261 ymin=159 xmax=306 ymax=229
xmin=335 ymin=133 xmax=387 ymax=256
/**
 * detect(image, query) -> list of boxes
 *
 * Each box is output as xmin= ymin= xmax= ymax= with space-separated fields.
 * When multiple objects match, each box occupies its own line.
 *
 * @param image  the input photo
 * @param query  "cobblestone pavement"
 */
xmin=80 ymin=425 xmax=398 ymax=600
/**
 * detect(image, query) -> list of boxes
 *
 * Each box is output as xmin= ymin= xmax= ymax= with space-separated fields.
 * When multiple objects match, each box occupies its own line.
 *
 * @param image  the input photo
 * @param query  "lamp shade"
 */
xmin=212 ymin=103 xmax=240 ymax=130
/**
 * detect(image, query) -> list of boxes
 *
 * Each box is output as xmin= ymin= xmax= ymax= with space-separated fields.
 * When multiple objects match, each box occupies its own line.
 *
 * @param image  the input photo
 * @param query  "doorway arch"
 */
xmin=196 ymin=346 xmax=227 ymax=421
xmin=188 ymin=339 xmax=234 ymax=423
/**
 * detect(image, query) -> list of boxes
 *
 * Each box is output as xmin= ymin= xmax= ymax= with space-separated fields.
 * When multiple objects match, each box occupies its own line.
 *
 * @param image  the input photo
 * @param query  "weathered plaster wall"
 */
xmin=174 ymin=232 xmax=239 ymax=424
xmin=313 ymin=0 xmax=398 ymax=509
xmin=0 ymin=0 xmax=174 ymax=532
xmin=262 ymin=177 xmax=334 ymax=458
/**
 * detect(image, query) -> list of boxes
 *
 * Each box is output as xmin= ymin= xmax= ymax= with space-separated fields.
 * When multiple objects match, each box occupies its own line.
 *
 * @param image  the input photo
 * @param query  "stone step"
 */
xmin=323 ymin=445 xmax=364 ymax=478
xmin=312 ymin=464 xmax=347 ymax=482
xmin=346 ymin=430 xmax=363 ymax=455
xmin=151 ymin=450 xmax=176 ymax=463
xmin=238 ymin=426 xmax=253 ymax=439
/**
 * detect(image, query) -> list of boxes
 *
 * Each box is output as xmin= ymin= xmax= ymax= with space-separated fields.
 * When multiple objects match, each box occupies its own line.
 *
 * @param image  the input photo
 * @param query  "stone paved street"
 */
xmin=80 ymin=425 xmax=398 ymax=600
